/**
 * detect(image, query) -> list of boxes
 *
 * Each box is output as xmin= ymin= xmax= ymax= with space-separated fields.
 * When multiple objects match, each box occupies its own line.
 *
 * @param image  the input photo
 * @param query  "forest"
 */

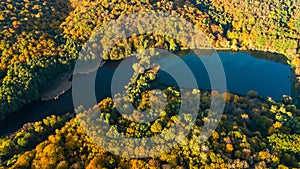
xmin=1 ymin=60 xmax=300 ymax=168
xmin=0 ymin=0 xmax=299 ymax=168
xmin=0 ymin=0 xmax=299 ymax=121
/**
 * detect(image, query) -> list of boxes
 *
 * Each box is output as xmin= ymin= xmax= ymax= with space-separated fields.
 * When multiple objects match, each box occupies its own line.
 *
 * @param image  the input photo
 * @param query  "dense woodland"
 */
xmin=0 ymin=0 xmax=300 ymax=168
xmin=1 ymin=62 xmax=300 ymax=168
xmin=0 ymin=0 xmax=299 ymax=121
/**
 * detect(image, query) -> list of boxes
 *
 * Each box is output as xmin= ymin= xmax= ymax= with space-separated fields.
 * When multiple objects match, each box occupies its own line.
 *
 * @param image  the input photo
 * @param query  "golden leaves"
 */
xmin=225 ymin=143 xmax=234 ymax=153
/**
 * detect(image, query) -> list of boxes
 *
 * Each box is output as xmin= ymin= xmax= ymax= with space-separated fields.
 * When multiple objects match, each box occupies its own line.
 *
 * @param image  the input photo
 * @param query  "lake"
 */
xmin=0 ymin=51 xmax=292 ymax=136
xmin=156 ymin=51 xmax=291 ymax=99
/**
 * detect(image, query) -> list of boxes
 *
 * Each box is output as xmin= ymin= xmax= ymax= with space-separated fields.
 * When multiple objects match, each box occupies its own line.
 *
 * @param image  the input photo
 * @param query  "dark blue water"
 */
xmin=158 ymin=51 xmax=291 ymax=100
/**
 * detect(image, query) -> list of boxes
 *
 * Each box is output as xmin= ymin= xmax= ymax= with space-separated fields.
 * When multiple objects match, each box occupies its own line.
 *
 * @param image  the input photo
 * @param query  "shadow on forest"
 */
xmin=0 ymin=0 xmax=74 ymax=135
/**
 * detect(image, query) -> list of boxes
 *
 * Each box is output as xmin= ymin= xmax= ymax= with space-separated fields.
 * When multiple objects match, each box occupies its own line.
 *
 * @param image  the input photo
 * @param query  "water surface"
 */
xmin=157 ymin=51 xmax=291 ymax=99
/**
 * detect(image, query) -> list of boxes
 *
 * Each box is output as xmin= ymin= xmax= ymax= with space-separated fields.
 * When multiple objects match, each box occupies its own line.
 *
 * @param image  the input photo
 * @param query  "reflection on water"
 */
xmin=158 ymin=51 xmax=291 ymax=100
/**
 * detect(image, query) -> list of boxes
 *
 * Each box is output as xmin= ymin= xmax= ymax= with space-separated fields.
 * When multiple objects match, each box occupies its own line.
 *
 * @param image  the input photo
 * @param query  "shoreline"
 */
xmin=41 ymin=61 xmax=107 ymax=101
xmin=41 ymin=72 xmax=72 ymax=101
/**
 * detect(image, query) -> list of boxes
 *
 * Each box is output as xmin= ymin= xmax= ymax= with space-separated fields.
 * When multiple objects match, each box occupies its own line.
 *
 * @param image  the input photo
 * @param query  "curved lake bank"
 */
xmin=163 ymin=51 xmax=291 ymax=99
xmin=0 ymin=51 xmax=293 ymax=136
